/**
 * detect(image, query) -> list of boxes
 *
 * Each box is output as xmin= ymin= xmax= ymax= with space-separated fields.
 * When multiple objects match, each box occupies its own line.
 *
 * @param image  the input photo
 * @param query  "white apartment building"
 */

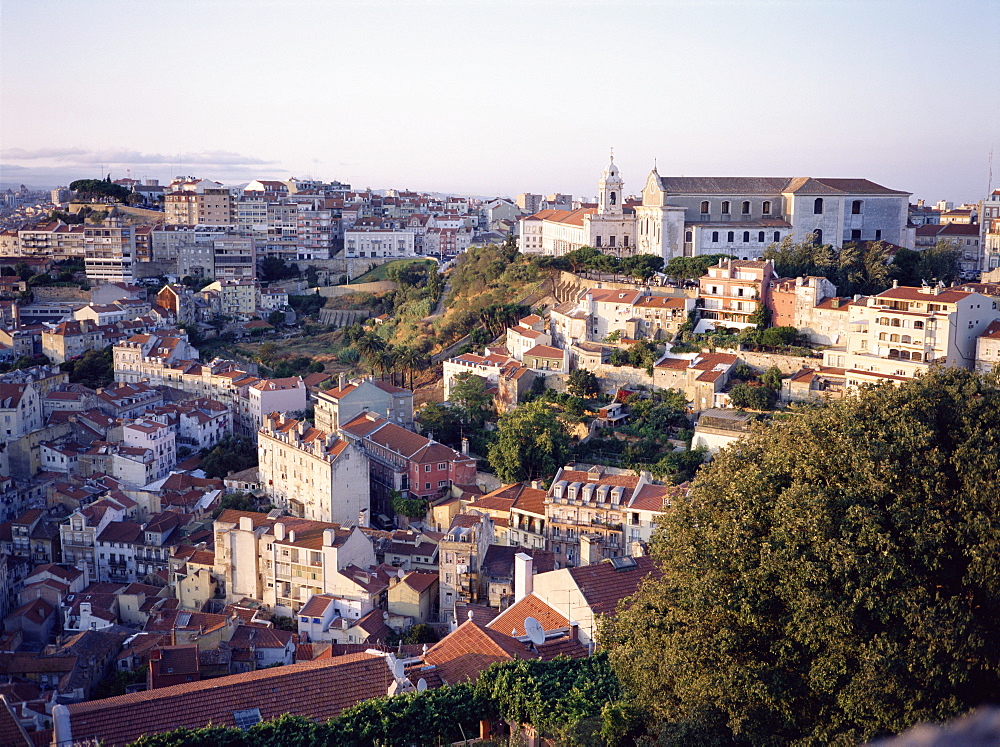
xmin=0 ymin=382 xmax=42 ymax=439
xmin=824 ymin=284 xmax=1000 ymax=387
xmin=213 ymin=510 xmax=376 ymax=615
xmin=343 ymin=227 xmax=416 ymax=258
xmin=244 ymin=377 xmax=307 ymax=434
xmin=123 ymin=419 xmax=176 ymax=480
xmin=257 ymin=414 xmax=370 ymax=526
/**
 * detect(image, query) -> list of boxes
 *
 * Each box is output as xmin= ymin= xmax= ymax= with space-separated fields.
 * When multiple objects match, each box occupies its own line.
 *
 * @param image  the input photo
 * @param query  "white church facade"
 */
xmin=520 ymin=158 xmax=912 ymax=262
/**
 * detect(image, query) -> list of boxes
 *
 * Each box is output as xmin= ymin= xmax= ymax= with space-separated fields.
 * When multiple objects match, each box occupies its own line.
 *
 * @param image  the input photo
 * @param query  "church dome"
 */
xmin=603 ymin=156 xmax=621 ymax=181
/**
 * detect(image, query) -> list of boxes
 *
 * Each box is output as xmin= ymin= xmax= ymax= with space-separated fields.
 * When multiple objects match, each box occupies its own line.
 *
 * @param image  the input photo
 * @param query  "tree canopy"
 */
xmin=890 ymin=241 xmax=962 ymax=287
xmin=199 ymin=436 xmax=258 ymax=479
xmin=70 ymin=177 xmax=130 ymax=203
xmin=763 ymin=237 xmax=893 ymax=297
xmin=487 ymin=400 xmax=571 ymax=483
xmin=602 ymin=368 xmax=1000 ymax=744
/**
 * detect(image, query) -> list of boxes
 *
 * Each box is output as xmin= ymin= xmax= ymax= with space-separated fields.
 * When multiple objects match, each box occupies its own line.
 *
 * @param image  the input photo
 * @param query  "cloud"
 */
xmin=2 ymin=147 xmax=277 ymax=167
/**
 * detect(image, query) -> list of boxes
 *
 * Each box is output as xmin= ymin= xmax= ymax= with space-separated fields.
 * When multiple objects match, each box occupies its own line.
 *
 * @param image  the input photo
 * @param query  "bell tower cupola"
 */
xmin=598 ymin=150 xmax=624 ymax=216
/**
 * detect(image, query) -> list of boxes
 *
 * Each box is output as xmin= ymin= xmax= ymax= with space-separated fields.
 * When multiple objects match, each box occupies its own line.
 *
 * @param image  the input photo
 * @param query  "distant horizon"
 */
xmin=3 ymin=0 xmax=998 ymax=206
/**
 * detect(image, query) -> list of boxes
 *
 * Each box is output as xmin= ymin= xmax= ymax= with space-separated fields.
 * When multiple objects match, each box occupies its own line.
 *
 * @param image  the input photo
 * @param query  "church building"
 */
xmin=520 ymin=158 xmax=911 ymax=261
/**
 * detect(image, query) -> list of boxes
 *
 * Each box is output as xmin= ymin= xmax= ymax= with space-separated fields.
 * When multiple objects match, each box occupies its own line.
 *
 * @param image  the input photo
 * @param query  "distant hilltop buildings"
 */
xmin=520 ymin=156 xmax=912 ymax=261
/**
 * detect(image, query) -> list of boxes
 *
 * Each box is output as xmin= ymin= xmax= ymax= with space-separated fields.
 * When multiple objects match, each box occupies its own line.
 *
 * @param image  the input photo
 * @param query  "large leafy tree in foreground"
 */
xmin=602 ymin=368 xmax=1000 ymax=745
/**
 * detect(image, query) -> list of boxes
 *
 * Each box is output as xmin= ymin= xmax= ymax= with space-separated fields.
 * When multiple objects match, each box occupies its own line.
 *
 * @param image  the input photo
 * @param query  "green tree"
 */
xmin=602 ymin=368 xmax=1000 ymax=745
xmin=199 ymin=436 xmax=258 ymax=479
xmin=416 ymin=402 xmax=463 ymax=447
xmin=890 ymin=240 xmax=962 ymax=286
xmin=663 ymin=254 xmax=733 ymax=281
xmin=61 ymin=346 xmax=113 ymax=389
xmin=69 ymin=178 xmax=130 ymax=203
xmin=266 ymin=310 xmax=284 ymax=327
xmin=728 ymin=381 xmax=777 ymax=410
xmin=449 ymin=371 xmax=493 ymax=426
xmin=488 ymin=401 xmax=570 ymax=483
xmin=391 ymin=489 xmax=427 ymax=519
xmin=566 ymin=368 xmax=600 ymax=398
xmin=760 ymin=365 xmax=783 ymax=390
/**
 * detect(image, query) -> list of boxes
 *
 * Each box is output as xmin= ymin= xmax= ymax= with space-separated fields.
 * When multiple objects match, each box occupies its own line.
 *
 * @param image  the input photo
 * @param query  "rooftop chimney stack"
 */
xmin=514 ymin=552 xmax=533 ymax=601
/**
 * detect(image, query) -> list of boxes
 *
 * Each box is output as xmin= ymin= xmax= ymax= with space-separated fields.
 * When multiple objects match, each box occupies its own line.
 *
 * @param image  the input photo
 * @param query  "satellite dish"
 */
xmin=524 ymin=616 xmax=545 ymax=646
xmin=393 ymin=659 xmax=405 ymax=678
xmin=417 ymin=678 xmax=427 ymax=692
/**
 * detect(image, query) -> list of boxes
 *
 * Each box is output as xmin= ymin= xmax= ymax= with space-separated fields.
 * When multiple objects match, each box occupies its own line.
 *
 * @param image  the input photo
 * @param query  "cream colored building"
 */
xmin=257 ymin=414 xmax=369 ymax=525
xmin=213 ymin=510 xmax=377 ymax=615
xmin=202 ymin=278 xmax=260 ymax=319
xmin=823 ymin=284 xmax=1000 ymax=388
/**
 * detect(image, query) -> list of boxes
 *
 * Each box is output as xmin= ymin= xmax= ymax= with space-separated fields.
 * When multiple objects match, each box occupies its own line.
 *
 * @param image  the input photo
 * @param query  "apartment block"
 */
xmin=257 ymin=414 xmax=369 ymax=525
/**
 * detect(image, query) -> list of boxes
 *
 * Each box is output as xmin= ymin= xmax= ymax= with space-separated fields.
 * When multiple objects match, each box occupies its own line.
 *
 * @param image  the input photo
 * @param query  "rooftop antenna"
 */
xmin=988 ymin=147 xmax=994 ymax=194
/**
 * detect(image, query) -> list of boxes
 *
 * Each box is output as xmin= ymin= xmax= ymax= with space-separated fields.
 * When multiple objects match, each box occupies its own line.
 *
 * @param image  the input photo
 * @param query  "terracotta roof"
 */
xmin=634 ymin=295 xmax=687 ymax=309
xmin=980 ymin=320 xmax=1000 ymax=340
xmin=568 ymin=555 xmax=662 ymax=616
xmin=488 ymin=593 xmax=570 ymax=636
xmin=402 ymin=571 xmax=438 ymax=593
xmin=422 ymin=620 xmax=527 ymax=684
xmin=875 ymin=286 xmax=972 ymax=304
xmin=628 ymin=483 xmax=687 ymax=512
xmin=523 ymin=344 xmax=563 ymax=359
xmin=62 ymin=653 xmax=392 ymax=747
xmin=0 ymin=695 xmax=31 ymax=747
xmin=453 ymin=602 xmax=500 ymax=628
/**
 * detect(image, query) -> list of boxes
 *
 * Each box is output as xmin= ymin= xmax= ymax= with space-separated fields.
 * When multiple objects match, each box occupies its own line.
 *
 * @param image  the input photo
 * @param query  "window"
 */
xmin=727 ymin=231 xmax=734 ymax=242
xmin=875 ymin=229 xmax=882 ymax=240
xmin=743 ymin=231 xmax=750 ymax=242
xmin=623 ymin=235 xmax=629 ymax=247
xmin=742 ymin=201 xmax=751 ymax=215
xmin=438 ymin=480 xmax=447 ymax=488
xmin=758 ymin=231 xmax=765 ymax=242
xmin=684 ymin=231 xmax=692 ymax=243
xmin=609 ymin=235 xmax=616 ymax=247
xmin=852 ymin=200 xmax=863 ymax=214
xmin=721 ymin=201 xmax=730 ymax=215
xmin=814 ymin=228 xmax=823 ymax=244
xmin=438 ymin=462 xmax=446 ymax=470
xmin=424 ymin=465 xmax=431 ymax=472
xmin=814 ymin=198 xmax=824 ymax=214
xmin=762 ymin=200 xmax=772 ymax=215
xmin=712 ymin=231 xmax=719 ymax=242
xmin=851 ymin=229 xmax=862 ymax=240
xmin=424 ymin=482 xmax=431 ymax=490
xmin=700 ymin=201 xmax=710 ymax=214
xmin=595 ymin=236 xmax=602 ymax=248
xmin=773 ymin=231 xmax=780 ymax=242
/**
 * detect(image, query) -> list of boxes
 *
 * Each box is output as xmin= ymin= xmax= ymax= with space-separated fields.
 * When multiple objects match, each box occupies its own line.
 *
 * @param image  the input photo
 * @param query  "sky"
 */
xmin=2 ymin=0 xmax=998 ymax=204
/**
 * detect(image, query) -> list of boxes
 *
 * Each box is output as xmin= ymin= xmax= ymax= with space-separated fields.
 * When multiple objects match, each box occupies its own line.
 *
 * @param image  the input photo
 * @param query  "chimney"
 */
xmin=461 ymin=437 xmax=469 ymax=456
xmin=288 ymin=530 xmax=297 ymax=543
xmin=892 ymin=279 xmax=899 ymax=288
xmin=531 ymin=480 xmax=540 ymax=490
xmin=831 ymin=298 xmax=840 ymax=309
xmin=358 ymin=508 xmax=369 ymax=528
xmin=338 ymin=373 xmax=345 ymax=390
xmin=274 ymin=522 xmax=285 ymax=541
xmin=514 ymin=552 xmax=533 ymax=601
xmin=323 ymin=528 xmax=336 ymax=547
xmin=239 ymin=517 xmax=253 ymax=531
xmin=569 ymin=620 xmax=580 ymax=641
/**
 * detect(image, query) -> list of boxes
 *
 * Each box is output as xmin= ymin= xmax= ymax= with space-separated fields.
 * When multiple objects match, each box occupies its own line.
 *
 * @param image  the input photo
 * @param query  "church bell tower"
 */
xmin=597 ymin=152 xmax=624 ymax=216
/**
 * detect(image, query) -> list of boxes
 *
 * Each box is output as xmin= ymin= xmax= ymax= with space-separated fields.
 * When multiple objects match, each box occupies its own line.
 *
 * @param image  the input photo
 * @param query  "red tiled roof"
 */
xmin=402 ymin=571 xmax=438 ymax=594
xmin=568 ymin=555 xmax=662 ymax=616
xmin=488 ymin=594 xmax=569 ymax=637
xmin=627 ymin=483 xmax=687 ymax=512
xmin=423 ymin=620 xmax=527 ymax=684
xmin=875 ymin=286 xmax=972 ymax=304
xmin=62 ymin=653 xmax=392 ymax=747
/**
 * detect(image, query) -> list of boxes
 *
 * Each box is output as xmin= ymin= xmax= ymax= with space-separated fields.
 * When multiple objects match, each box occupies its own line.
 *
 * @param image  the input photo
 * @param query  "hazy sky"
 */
xmin=2 ymin=0 xmax=998 ymax=203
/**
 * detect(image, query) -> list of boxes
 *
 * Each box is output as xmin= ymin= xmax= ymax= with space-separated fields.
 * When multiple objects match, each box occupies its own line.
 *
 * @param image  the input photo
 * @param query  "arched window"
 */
xmin=742 ymin=201 xmax=751 ymax=215
xmin=890 ymin=334 xmax=900 ymax=342
xmin=743 ymin=231 xmax=750 ymax=242
xmin=700 ymin=201 xmax=710 ymax=214
xmin=814 ymin=228 xmax=823 ymax=244
xmin=912 ymin=352 xmax=922 ymax=361
xmin=758 ymin=231 xmax=765 ymax=242
xmin=762 ymin=200 xmax=772 ymax=215
xmin=685 ymin=231 xmax=692 ymax=243
xmin=879 ymin=332 xmax=887 ymax=341
xmin=727 ymin=231 xmax=734 ymax=242
xmin=712 ymin=231 xmax=719 ymax=242
xmin=721 ymin=201 xmax=731 ymax=215
xmin=852 ymin=200 xmax=862 ymax=214
xmin=891 ymin=318 xmax=901 ymax=327
xmin=773 ymin=231 xmax=780 ymax=242
xmin=898 ymin=350 xmax=910 ymax=360
xmin=888 ymin=349 xmax=900 ymax=359
xmin=914 ymin=321 xmax=924 ymax=330
xmin=814 ymin=198 xmax=824 ymax=214
xmin=610 ymin=191 xmax=617 ymax=205
xmin=901 ymin=335 xmax=911 ymax=344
